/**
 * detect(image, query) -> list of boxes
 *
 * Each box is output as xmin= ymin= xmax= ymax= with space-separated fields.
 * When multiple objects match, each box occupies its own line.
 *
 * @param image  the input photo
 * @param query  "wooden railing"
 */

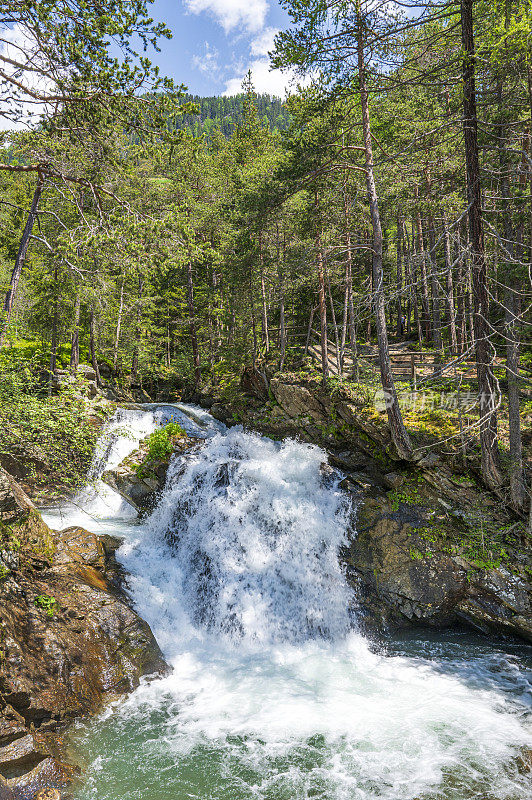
xmin=305 ymin=328 xmax=480 ymax=384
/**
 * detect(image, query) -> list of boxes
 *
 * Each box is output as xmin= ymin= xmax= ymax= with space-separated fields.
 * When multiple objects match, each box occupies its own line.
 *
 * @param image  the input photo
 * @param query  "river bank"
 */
xmin=43 ymin=405 xmax=532 ymax=800
xmin=0 ymin=409 xmax=170 ymax=799
xmin=1 ymin=375 xmax=531 ymax=798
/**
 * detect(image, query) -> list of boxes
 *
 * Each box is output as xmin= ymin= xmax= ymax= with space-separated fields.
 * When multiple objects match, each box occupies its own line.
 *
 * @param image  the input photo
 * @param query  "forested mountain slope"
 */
xmin=173 ymin=93 xmax=291 ymax=137
xmin=0 ymin=0 xmax=531 ymax=515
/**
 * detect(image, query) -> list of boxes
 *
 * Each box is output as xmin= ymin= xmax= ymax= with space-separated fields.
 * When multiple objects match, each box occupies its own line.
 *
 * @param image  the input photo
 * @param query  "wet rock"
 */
xmin=328 ymin=451 xmax=366 ymax=471
xmin=517 ymin=748 xmax=532 ymax=774
xmin=103 ymin=432 xmax=199 ymax=513
xmin=0 ymin=735 xmax=48 ymax=777
xmin=35 ymin=789 xmax=61 ymax=800
xmin=6 ymin=756 xmax=78 ymax=799
xmin=102 ymin=459 xmax=165 ymax=513
xmin=197 ymin=394 xmax=215 ymax=409
xmin=0 ymin=708 xmax=27 ymax=747
xmin=383 ymin=472 xmax=405 ymax=489
xmin=0 ymin=471 xmax=168 ymax=795
xmin=343 ymin=489 xmax=532 ymax=642
xmin=210 ymin=403 xmax=230 ymax=422
xmin=0 ymin=778 xmax=14 ymax=800
xmin=269 ymin=379 xmax=325 ymax=421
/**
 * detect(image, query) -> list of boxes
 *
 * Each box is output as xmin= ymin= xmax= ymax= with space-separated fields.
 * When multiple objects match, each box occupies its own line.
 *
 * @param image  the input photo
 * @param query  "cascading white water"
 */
xmin=42 ymin=403 xmax=218 ymax=530
xmin=42 ymin=407 xmax=532 ymax=800
xmin=145 ymin=430 xmax=352 ymax=643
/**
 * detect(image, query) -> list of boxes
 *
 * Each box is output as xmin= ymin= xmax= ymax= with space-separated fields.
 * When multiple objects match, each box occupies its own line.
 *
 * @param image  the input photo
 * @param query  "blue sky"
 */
xmin=149 ymin=0 xmax=294 ymax=97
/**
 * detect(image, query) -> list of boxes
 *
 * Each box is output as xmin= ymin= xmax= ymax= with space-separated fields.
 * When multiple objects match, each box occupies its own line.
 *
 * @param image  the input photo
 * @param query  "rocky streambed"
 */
xmin=1 ymin=392 xmax=531 ymax=799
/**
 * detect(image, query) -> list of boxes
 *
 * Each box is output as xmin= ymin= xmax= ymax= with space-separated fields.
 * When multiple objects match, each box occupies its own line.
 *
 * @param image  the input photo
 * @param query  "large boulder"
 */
xmin=0 ymin=470 xmax=167 ymax=797
xmin=343 ymin=485 xmax=532 ymax=642
xmin=102 ymin=432 xmax=198 ymax=512
xmin=269 ymin=378 xmax=325 ymax=421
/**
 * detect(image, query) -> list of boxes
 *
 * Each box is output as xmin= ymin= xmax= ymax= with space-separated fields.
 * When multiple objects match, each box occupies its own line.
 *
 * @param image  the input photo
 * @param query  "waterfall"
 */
xmin=144 ymin=429 xmax=352 ymax=643
xmin=42 ymin=402 xmax=218 ymax=531
xmin=41 ymin=407 xmax=532 ymax=800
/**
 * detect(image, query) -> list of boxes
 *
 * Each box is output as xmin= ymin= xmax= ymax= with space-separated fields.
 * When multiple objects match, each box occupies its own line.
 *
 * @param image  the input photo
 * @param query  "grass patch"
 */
xmin=134 ymin=422 xmax=187 ymax=478
xmin=34 ymin=594 xmax=57 ymax=617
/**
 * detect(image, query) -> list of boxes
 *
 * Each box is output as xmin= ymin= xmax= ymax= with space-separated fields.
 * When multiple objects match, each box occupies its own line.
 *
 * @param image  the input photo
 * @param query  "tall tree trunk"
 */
xmin=259 ymin=232 xmax=269 ymax=352
xmin=89 ymin=308 xmax=101 ymax=388
xmin=130 ymin=277 xmax=143 ymax=385
xmin=279 ymin=231 xmax=287 ymax=369
xmin=409 ymin=220 xmax=423 ymax=345
xmin=462 ymin=224 xmax=475 ymax=351
xmin=315 ymin=190 xmax=329 ymax=381
xmin=249 ymin=278 xmax=258 ymax=369
xmin=443 ymin=214 xmax=458 ymax=355
xmin=402 ymin=220 xmax=413 ymax=336
xmin=427 ymin=218 xmax=443 ymax=351
xmin=461 ymin=0 xmax=502 ymax=488
xmin=48 ymin=264 xmax=59 ymax=396
xmin=496 ymin=74 xmax=526 ymax=508
xmin=455 ymin=236 xmax=466 ymax=355
xmin=305 ymin=305 xmax=316 ymax=356
xmin=326 ymin=266 xmax=341 ymax=375
xmin=70 ymin=293 xmax=81 ymax=373
xmin=415 ymin=209 xmax=431 ymax=342
xmin=366 ymin=270 xmax=373 ymax=343
xmin=186 ymin=260 xmax=201 ymax=389
xmin=396 ymin=215 xmax=404 ymax=337
xmin=340 ymin=277 xmax=349 ymax=369
xmin=505 ymin=289 xmax=525 ymax=509
xmin=1 ymin=174 xmax=44 ymax=346
xmin=356 ymin=11 xmax=412 ymax=459
xmin=346 ymin=252 xmax=358 ymax=373
xmin=113 ymin=278 xmax=124 ymax=373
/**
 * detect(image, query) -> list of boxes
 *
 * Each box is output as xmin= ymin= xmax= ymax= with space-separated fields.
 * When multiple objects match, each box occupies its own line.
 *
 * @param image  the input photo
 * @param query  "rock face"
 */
xmin=103 ymin=458 xmax=168 ymax=513
xmin=0 ymin=468 xmax=167 ymax=798
xmin=102 ymin=434 xmax=199 ymax=513
xmin=343 ymin=484 xmax=532 ymax=642
xmin=269 ymin=378 xmax=326 ymax=422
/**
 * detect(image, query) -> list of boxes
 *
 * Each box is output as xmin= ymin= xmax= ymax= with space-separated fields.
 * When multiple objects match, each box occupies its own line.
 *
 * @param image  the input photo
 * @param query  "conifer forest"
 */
xmin=1 ymin=0 xmax=531 ymax=511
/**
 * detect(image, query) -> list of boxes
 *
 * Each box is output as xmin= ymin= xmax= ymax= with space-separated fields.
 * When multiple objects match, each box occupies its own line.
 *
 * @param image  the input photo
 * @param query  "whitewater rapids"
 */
xmin=41 ymin=406 xmax=532 ymax=800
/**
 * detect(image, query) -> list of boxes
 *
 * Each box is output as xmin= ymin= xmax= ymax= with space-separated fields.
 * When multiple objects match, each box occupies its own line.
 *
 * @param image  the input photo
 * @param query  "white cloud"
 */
xmin=0 ymin=24 xmax=54 ymax=131
xmin=249 ymin=26 xmax=277 ymax=57
xmin=184 ymin=0 xmax=268 ymax=34
xmin=192 ymin=42 xmax=220 ymax=75
xmin=223 ymin=26 xmax=302 ymax=98
xmin=223 ymin=58 xmax=298 ymax=98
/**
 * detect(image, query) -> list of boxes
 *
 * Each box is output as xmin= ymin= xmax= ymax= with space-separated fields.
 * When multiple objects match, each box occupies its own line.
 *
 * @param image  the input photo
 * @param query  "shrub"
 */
xmin=34 ymin=594 xmax=57 ymax=617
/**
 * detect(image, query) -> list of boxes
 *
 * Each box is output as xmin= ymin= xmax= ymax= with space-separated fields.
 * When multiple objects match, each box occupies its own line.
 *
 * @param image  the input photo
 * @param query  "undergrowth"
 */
xmin=135 ymin=422 xmax=187 ymax=478
xmin=0 ymin=349 xmax=110 ymax=494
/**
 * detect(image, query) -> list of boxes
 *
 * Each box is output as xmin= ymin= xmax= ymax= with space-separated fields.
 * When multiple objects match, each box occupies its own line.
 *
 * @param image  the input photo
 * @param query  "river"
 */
xmin=41 ymin=405 xmax=532 ymax=800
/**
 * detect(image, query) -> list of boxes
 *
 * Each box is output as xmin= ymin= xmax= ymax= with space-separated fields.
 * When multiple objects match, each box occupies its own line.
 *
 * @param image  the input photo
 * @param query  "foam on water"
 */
xmin=42 ymin=403 xmax=217 ymax=531
xmin=42 ymin=407 xmax=532 ymax=800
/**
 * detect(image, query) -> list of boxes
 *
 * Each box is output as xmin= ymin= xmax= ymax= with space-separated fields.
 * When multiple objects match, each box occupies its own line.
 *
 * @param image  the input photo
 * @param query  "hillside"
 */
xmin=173 ymin=93 xmax=291 ymax=137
